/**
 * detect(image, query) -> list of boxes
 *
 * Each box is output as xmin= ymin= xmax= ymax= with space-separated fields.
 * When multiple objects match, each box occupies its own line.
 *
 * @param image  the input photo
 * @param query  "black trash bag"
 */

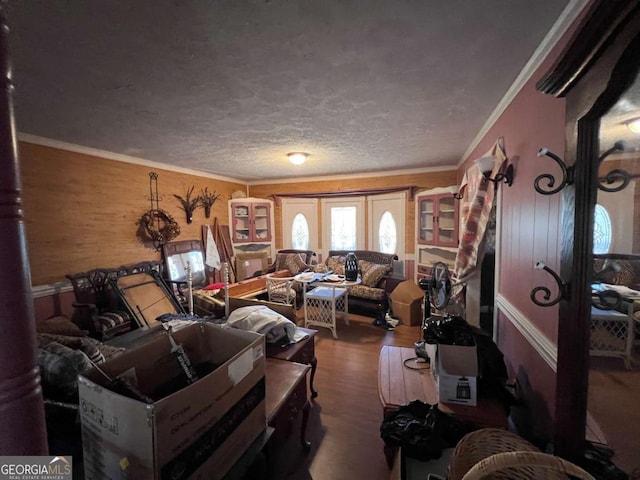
xmin=380 ymin=400 xmax=476 ymax=461
xmin=423 ymin=314 xmax=474 ymax=346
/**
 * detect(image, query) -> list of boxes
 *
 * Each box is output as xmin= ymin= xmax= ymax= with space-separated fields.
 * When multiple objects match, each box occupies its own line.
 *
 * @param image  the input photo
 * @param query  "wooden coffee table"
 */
xmin=378 ymin=345 xmax=508 ymax=467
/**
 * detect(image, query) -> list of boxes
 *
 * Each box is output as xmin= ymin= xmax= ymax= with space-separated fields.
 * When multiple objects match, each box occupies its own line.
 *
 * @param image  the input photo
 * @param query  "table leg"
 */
xmin=301 ymin=400 xmax=311 ymax=450
xmin=309 ymin=356 xmax=318 ymax=398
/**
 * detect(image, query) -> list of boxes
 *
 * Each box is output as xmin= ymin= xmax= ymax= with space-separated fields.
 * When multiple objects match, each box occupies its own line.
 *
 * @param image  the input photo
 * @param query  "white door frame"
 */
xmin=321 ymin=196 xmax=365 ymax=259
xmin=281 ymin=197 xmax=319 ymax=253
xmin=367 ymin=191 xmax=406 ymax=258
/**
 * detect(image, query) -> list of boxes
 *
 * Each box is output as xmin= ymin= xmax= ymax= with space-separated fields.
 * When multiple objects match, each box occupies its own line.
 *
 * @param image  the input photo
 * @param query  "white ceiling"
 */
xmin=6 ymin=0 xmax=575 ymax=182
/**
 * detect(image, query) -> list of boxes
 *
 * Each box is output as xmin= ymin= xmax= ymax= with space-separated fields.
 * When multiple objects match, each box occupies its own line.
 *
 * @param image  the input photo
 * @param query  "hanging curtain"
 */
xmin=204 ymin=225 xmax=221 ymax=270
xmin=454 ymin=138 xmax=507 ymax=282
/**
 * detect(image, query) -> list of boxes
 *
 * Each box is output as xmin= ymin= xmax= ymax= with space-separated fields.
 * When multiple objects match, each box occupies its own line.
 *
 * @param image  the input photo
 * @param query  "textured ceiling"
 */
xmin=6 ymin=0 xmax=572 ymax=181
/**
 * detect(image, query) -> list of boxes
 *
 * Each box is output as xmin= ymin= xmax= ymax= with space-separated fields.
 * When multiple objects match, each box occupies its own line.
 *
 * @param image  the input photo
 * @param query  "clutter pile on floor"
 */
xmin=373 ymin=311 xmax=400 ymax=331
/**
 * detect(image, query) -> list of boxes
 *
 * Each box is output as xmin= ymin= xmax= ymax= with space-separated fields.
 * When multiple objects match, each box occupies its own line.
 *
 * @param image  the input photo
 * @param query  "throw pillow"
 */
xmin=313 ymin=263 xmax=329 ymax=273
xmin=79 ymin=336 xmax=125 ymax=362
xmin=326 ymin=256 xmax=346 ymax=275
xmin=95 ymin=311 xmax=131 ymax=332
xmin=606 ymin=259 xmax=635 ymax=286
xmin=37 ymin=339 xmax=93 ymax=399
xmin=275 ymin=253 xmax=308 ymax=275
xmin=359 ymin=260 xmax=391 ymax=287
xmin=593 ymin=258 xmax=610 ymax=282
xmin=37 ymin=315 xmax=88 ymax=337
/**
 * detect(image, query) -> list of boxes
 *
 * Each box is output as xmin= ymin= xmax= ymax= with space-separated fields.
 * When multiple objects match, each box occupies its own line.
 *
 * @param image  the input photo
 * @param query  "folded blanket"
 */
xmin=226 ymin=305 xmax=297 ymax=343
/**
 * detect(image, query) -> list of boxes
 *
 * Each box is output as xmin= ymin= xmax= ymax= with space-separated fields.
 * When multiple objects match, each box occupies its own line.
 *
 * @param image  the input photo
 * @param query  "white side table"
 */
xmin=590 ymin=303 xmax=634 ymax=369
xmin=294 ymin=273 xmax=360 ymax=339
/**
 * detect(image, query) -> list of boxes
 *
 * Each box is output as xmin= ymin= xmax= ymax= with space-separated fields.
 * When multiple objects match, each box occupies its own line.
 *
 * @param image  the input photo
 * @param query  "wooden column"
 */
xmin=0 ymin=9 xmax=48 ymax=454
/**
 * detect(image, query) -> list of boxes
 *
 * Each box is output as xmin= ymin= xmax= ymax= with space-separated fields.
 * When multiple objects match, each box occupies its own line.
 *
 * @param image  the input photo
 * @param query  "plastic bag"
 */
xmin=380 ymin=400 xmax=475 ymax=461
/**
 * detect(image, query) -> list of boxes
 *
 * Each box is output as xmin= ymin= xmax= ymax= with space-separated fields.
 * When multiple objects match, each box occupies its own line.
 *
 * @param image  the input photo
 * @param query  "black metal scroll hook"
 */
xmin=534 ymin=148 xmax=574 ymax=195
xmin=531 ymin=261 xmax=569 ymax=307
xmin=597 ymin=140 xmax=629 ymax=193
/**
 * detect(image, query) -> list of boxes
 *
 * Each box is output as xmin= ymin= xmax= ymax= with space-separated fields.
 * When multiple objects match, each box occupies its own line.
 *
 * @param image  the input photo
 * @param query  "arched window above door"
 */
xmin=291 ymin=213 xmax=310 ymax=250
xmin=378 ymin=211 xmax=397 ymax=254
xmin=593 ymin=204 xmax=612 ymax=254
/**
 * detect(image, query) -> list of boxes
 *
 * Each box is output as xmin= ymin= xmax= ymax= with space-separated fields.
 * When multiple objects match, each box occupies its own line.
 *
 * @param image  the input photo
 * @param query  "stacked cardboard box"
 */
xmin=425 ymin=341 xmax=478 ymax=406
xmin=79 ymin=323 xmax=266 ymax=480
xmin=389 ymin=280 xmax=425 ymax=326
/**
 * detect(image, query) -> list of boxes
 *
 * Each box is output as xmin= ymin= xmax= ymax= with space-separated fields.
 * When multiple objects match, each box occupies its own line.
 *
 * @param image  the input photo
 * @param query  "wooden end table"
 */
xmin=266 ymin=327 xmax=318 ymax=398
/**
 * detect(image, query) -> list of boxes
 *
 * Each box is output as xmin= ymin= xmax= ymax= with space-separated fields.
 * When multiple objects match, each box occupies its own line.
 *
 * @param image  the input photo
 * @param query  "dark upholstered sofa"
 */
xmin=314 ymin=250 xmax=400 ymax=317
xmin=593 ymin=253 xmax=640 ymax=321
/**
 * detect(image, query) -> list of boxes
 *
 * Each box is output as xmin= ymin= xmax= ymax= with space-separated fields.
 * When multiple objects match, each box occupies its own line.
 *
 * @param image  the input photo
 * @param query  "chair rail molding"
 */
xmin=32 ymin=282 xmax=73 ymax=299
xmin=496 ymin=294 xmax=558 ymax=372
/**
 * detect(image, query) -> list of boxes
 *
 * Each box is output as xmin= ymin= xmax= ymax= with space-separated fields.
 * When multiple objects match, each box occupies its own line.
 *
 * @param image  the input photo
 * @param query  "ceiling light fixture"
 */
xmin=625 ymin=117 xmax=640 ymax=133
xmin=287 ymin=152 xmax=308 ymax=166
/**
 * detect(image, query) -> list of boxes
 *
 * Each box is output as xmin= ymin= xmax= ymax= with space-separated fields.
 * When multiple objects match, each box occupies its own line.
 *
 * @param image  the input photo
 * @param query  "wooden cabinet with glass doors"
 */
xmin=229 ymin=198 xmax=273 ymax=243
xmin=416 ymin=189 xmax=458 ymax=247
xmin=414 ymin=187 xmax=459 ymax=284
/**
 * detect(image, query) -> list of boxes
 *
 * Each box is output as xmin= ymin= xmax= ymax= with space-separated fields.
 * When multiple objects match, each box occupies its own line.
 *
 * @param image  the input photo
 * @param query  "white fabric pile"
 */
xmin=226 ymin=305 xmax=305 ymax=343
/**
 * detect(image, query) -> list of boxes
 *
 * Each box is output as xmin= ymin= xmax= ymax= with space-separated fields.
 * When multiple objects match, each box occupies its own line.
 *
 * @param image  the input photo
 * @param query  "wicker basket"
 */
xmin=448 ymin=428 xmax=596 ymax=480
xmin=460 ymin=451 xmax=596 ymax=480
xmin=448 ymin=428 xmax=540 ymax=480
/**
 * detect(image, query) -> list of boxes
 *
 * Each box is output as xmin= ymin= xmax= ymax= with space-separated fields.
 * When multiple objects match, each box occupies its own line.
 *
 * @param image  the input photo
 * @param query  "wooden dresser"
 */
xmin=266 ymin=327 xmax=318 ymax=398
xmin=265 ymin=358 xmax=311 ymax=448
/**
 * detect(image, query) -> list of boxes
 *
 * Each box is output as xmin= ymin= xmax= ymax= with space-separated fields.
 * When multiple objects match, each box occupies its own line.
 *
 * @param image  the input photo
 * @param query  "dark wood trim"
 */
xmin=537 ymin=0 xmax=640 ymax=97
xmin=272 ymin=185 xmax=419 ymax=203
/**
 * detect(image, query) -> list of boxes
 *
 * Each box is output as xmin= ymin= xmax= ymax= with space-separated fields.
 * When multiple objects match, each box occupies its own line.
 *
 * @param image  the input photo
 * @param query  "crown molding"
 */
xmin=18 ymin=133 xmax=244 ymax=184
xmin=247 ymin=165 xmax=457 ymax=186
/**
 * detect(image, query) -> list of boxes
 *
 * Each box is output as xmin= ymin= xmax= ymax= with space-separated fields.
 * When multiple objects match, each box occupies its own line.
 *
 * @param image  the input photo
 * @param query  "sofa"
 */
xmin=593 ymin=253 xmax=640 ymax=320
xmin=313 ymin=250 xmax=400 ymax=317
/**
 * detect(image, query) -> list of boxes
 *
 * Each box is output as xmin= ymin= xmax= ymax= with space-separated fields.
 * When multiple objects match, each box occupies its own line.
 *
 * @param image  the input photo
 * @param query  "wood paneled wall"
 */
xmin=249 ymin=170 xmax=457 ymax=254
xmin=19 ymin=142 xmax=245 ymax=285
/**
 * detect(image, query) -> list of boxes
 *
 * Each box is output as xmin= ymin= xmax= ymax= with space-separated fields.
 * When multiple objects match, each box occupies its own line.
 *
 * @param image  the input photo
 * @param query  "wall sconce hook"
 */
xmin=487 ymin=163 xmax=514 ymax=186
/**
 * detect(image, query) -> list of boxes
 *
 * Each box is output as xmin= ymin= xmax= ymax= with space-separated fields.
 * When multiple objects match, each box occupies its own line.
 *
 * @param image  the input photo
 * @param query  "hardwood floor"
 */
xmin=269 ymin=313 xmax=422 ymax=480
xmin=588 ymin=351 xmax=640 ymax=478
xmin=270 ymin=313 xmax=640 ymax=480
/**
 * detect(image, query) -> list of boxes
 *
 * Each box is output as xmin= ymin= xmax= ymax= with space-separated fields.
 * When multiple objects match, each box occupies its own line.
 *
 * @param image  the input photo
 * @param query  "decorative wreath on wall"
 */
xmin=137 ymin=209 xmax=181 ymax=244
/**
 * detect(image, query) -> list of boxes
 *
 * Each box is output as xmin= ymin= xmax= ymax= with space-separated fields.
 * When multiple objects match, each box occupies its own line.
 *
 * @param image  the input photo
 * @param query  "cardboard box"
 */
xmin=79 ymin=323 xmax=266 ymax=480
xmin=427 ymin=342 xmax=478 ymax=406
xmin=389 ymin=280 xmax=425 ymax=326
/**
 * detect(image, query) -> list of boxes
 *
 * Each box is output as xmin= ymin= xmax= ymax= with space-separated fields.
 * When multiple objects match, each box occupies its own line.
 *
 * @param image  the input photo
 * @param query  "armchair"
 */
xmin=266 ymin=273 xmax=297 ymax=306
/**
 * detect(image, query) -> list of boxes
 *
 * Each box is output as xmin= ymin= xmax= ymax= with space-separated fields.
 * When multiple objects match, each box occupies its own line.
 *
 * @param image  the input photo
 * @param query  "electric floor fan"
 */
xmin=415 ymin=262 xmax=452 ymax=360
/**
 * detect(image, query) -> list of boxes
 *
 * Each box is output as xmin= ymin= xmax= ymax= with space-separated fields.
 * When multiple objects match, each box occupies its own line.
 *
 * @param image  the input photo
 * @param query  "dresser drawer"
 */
xmin=290 ymin=342 xmax=314 ymax=365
